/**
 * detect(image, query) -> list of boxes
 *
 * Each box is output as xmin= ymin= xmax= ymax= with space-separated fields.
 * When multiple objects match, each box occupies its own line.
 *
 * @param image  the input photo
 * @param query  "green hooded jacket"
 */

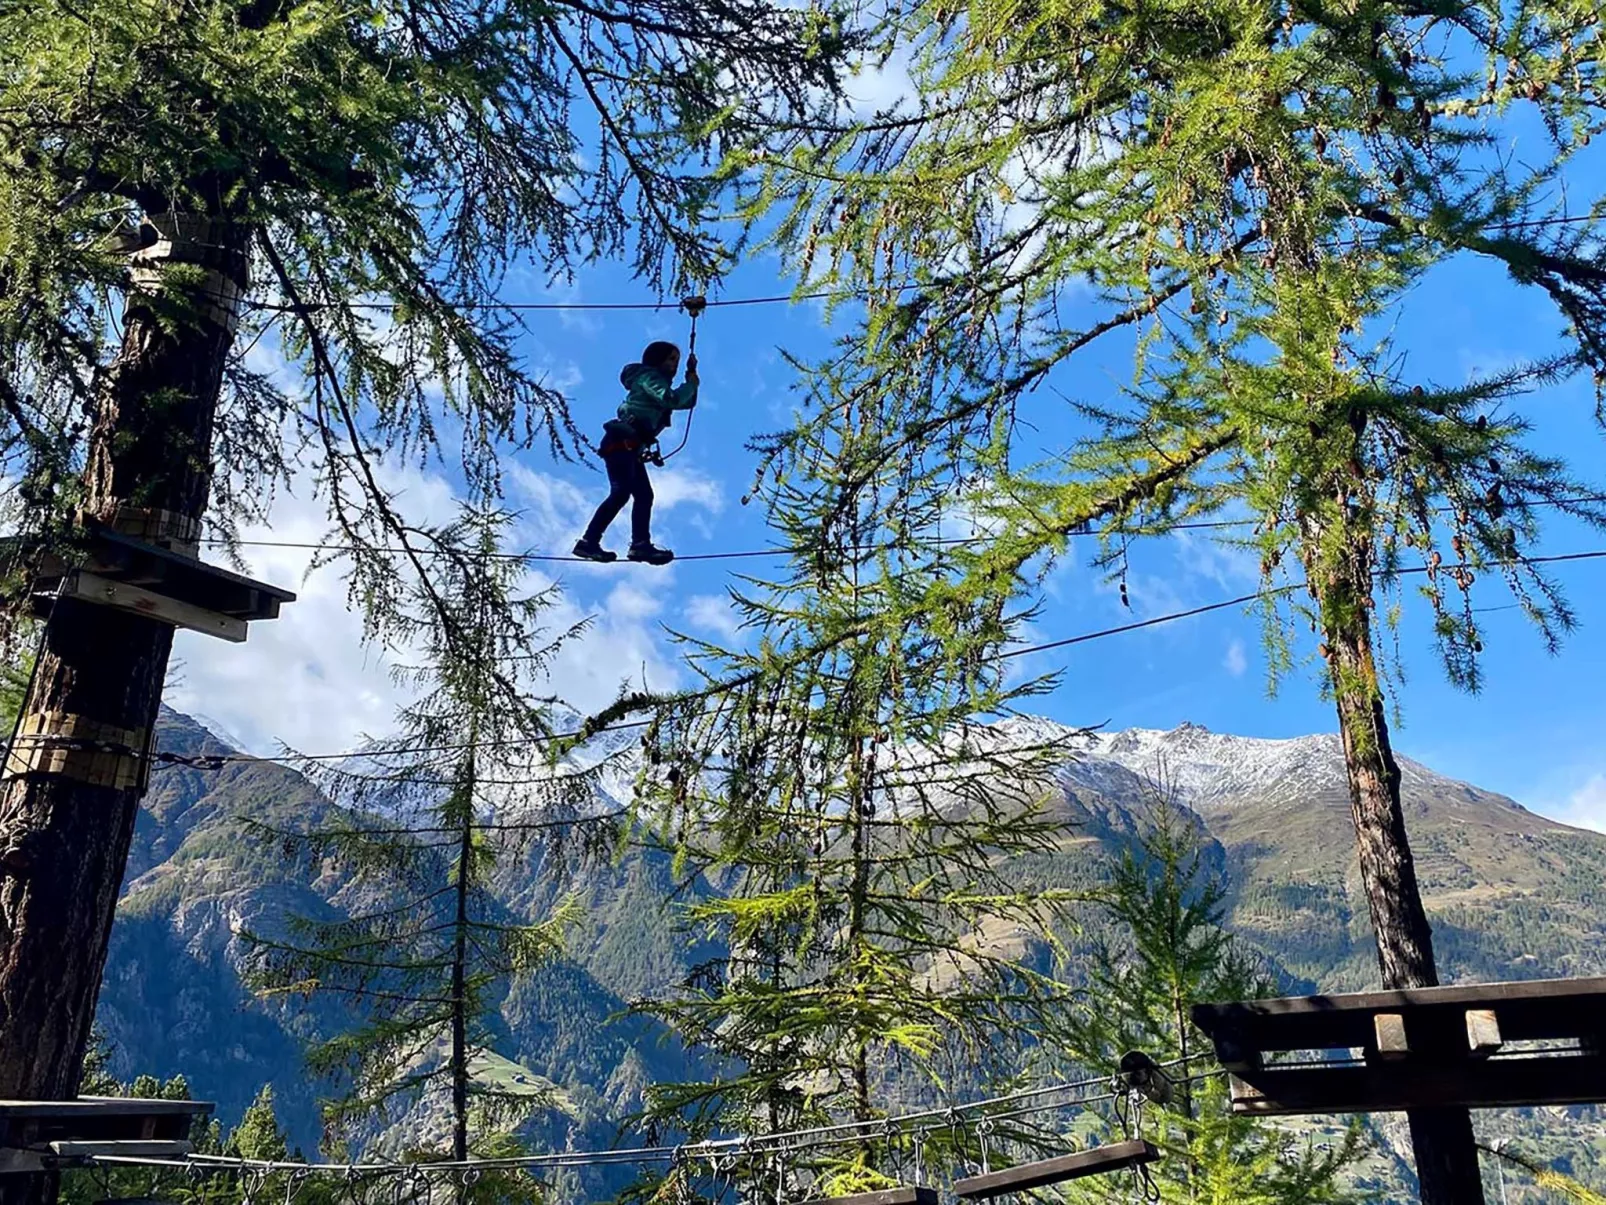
xmin=616 ymin=362 xmax=697 ymax=440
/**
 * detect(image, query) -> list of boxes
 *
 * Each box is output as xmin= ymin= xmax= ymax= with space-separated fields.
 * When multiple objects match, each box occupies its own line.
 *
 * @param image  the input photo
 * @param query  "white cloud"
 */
xmin=685 ymin=594 xmax=744 ymax=645
xmin=505 ymin=458 xmax=724 ymax=554
xmin=1223 ymin=638 xmax=1248 ymax=678
xmin=169 ymin=475 xmax=431 ymax=757
xmin=539 ymin=359 xmax=584 ymax=395
xmin=842 ymin=47 xmax=917 ymax=118
xmin=1103 ymin=567 xmax=1186 ymax=622
xmin=1550 ymin=773 xmax=1606 ymax=834
xmin=1172 ymin=529 xmax=1260 ymax=591
xmin=527 ymin=275 xmax=603 ymax=336
xmin=546 ymin=585 xmax=681 ymax=709
xmin=607 ymin=582 xmax=663 ymax=622
xmin=167 ymin=453 xmax=686 ymax=759
xmin=651 ymin=466 xmax=725 ymax=514
xmin=506 ymin=461 xmax=598 ymax=550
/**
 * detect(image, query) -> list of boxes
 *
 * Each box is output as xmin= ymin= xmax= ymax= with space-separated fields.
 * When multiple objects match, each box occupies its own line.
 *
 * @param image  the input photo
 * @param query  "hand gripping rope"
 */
xmin=653 ymin=294 xmax=706 ymax=465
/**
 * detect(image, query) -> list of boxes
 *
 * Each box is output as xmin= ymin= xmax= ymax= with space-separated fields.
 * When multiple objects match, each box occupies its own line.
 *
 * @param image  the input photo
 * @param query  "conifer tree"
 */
xmin=1056 ymin=790 xmax=1359 ymax=1204
xmin=57 ymin=1037 xmax=241 ymax=1205
xmin=248 ymin=506 xmax=599 ymax=1167
xmin=1480 ymin=1141 xmax=1606 ymax=1203
xmin=0 ymin=0 xmax=857 ymax=1127
xmin=598 ymin=410 xmax=1083 ymax=1197
xmin=712 ymin=0 xmax=1605 ymax=1196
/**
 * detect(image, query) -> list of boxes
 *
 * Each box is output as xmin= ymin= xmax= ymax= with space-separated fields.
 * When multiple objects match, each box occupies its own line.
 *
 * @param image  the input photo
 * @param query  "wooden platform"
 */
xmin=1192 ymin=975 xmax=1606 ymax=1115
xmin=0 ymin=1096 xmax=213 ymax=1173
xmin=953 ymin=1141 xmax=1159 ymax=1198
xmin=29 ymin=526 xmax=294 ymax=642
xmin=801 ymin=1187 xmax=936 ymax=1205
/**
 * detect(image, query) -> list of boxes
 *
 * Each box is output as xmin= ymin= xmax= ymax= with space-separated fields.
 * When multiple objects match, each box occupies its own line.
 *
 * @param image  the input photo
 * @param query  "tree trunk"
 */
xmin=847 ymin=733 xmax=872 ymax=1127
xmin=1325 ymin=598 xmax=1436 ymax=988
xmin=451 ymin=755 xmax=474 ymax=1166
xmin=0 ymin=213 xmax=245 ymax=1204
xmin=1310 ymin=520 xmax=1485 ymax=1205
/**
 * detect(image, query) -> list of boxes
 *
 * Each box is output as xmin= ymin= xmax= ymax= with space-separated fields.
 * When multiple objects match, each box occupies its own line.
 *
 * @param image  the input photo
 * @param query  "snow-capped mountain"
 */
xmin=1083 ymin=721 xmax=1349 ymax=808
xmin=979 ymin=714 xmax=1537 ymax=822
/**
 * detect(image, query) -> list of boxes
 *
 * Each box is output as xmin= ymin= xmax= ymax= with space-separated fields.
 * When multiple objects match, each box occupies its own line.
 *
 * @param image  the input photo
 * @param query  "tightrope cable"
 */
xmin=26 ymin=543 xmax=1603 ymax=774
xmin=197 ymin=494 xmax=1606 ymax=565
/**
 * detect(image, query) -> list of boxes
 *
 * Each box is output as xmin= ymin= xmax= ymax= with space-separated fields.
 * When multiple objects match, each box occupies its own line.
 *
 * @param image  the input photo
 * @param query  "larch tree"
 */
xmin=591 ymin=409 xmax=1083 ymax=1198
xmin=1058 ymin=789 xmax=1361 ymax=1204
xmin=0 ymin=0 xmax=857 ymax=1155
xmin=246 ymin=506 xmax=602 ymax=1171
xmin=709 ymin=0 xmax=1606 ymax=1195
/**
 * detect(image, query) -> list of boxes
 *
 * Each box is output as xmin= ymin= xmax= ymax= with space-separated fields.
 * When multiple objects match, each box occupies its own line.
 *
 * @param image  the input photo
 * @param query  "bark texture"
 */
xmin=1311 ymin=515 xmax=1486 ymax=1205
xmin=0 ymin=215 xmax=245 ymax=1205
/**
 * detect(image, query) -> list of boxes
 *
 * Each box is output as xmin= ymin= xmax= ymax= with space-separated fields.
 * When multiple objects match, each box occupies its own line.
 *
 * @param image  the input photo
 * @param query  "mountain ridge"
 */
xmin=95 ymin=706 xmax=1606 ymax=1193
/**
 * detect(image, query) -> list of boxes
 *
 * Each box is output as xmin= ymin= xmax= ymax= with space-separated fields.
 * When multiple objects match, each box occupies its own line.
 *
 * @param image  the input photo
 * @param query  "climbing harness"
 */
xmin=651 ymin=294 xmax=707 ymax=465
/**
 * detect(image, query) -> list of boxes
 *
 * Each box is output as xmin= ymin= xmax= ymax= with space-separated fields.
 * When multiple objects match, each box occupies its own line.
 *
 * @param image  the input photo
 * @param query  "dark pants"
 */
xmin=583 ymin=445 xmax=653 ymax=545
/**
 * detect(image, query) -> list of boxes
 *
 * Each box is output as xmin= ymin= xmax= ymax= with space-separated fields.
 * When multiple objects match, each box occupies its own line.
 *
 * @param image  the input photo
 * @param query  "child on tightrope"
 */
xmin=573 ymin=340 xmax=698 ymax=566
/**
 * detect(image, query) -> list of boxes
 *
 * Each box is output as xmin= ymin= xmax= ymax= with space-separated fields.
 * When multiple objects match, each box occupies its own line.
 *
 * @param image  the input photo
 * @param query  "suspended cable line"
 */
xmin=999 ymin=546 xmax=1606 ymax=660
xmin=202 ymin=538 xmax=794 ymax=563
xmin=61 ymin=542 xmax=1604 ymax=774
xmin=196 ymin=494 xmax=1606 ymax=564
xmin=133 ymin=1059 xmax=1201 ymax=1176
xmin=157 ymin=205 xmax=1606 ymax=320
xmin=241 ymin=283 xmax=923 ymax=316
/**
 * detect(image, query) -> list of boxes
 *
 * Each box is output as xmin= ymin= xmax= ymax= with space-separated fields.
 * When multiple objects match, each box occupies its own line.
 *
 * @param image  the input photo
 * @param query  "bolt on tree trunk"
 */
xmin=1312 ymin=524 xmax=1486 ymax=1205
xmin=0 ymin=213 xmax=246 ymax=1205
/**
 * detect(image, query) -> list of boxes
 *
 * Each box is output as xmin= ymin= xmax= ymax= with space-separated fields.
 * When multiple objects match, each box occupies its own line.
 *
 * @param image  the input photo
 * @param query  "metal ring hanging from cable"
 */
xmin=657 ymin=294 xmax=706 ymax=464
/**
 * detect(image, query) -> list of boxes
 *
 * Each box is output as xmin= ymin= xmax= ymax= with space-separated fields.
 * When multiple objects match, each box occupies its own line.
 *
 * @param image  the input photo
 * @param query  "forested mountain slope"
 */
xmin=99 ymin=710 xmax=1606 ymax=1190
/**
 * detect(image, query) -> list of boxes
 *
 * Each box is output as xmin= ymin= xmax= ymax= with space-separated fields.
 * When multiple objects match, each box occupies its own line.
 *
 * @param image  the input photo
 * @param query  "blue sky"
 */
xmin=167 ymin=137 xmax=1606 ymax=834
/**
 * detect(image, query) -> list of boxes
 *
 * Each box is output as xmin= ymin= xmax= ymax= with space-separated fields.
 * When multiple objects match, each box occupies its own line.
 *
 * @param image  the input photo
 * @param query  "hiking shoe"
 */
xmin=573 ymin=538 xmax=617 ymax=563
xmin=628 ymin=542 xmax=675 ymax=566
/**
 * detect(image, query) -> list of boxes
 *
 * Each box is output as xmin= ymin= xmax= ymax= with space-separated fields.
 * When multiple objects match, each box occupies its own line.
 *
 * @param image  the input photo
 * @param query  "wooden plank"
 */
xmin=1466 ymin=1010 xmax=1502 ymax=1058
xmin=58 ymin=572 xmax=248 ymax=642
xmin=0 ymin=1099 xmax=212 ymax=1119
xmin=48 ymin=1139 xmax=191 ymax=1158
xmin=1372 ymin=1013 xmax=1409 ymax=1060
xmin=0 ymin=1148 xmax=44 ymax=1174
xmin=87 ymin=528 xmax=295 ymax=614
xmin=1193 ymin=976 xmax=1606 ymax=1053
xmin=9 ymin=531 xmax=294 ymax=624
xmin=800 ymin=1188 xmax=937 ymax=1205
xmin=953 ymin=1141 xmax=1159 ymax=1199
xmin=0 ymin=1096 xmax=212 ymax=1164
xmin=1226 ymin=1053 xmax=1606 ymax=1115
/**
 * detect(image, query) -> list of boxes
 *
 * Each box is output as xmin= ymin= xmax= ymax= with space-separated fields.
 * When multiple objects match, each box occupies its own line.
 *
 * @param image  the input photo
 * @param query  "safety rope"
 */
xmin=655 ymin=294 xmax=706 ymax=465
xmin=189 ymin=493 xmax=1606 ymax=563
